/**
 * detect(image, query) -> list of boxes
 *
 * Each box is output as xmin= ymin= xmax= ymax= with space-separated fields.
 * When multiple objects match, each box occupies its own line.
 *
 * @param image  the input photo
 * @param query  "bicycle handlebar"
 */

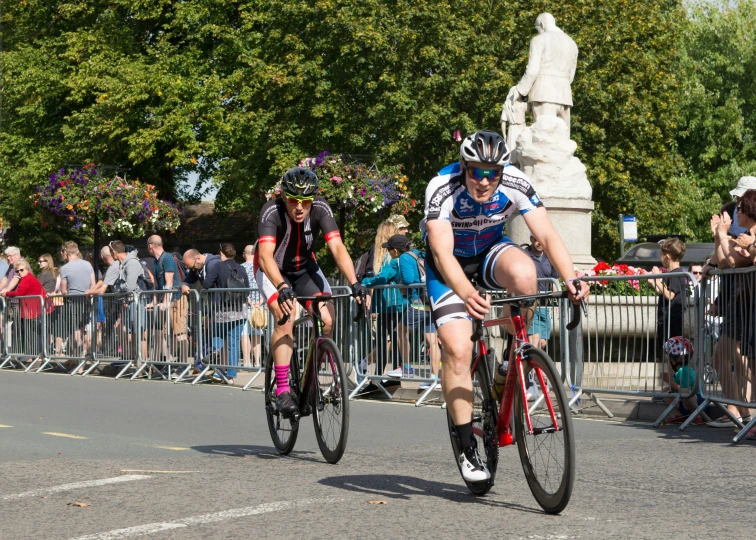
xmin=470 ymin=281 xmax=587 ymax=342
xmin=276 ymin=291 xmax=368 ymax=326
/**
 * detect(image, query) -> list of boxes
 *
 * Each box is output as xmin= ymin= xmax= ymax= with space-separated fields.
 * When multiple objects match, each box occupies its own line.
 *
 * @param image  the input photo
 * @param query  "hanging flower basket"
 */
xmin=32 ymin=164 xmax=181 ymax=237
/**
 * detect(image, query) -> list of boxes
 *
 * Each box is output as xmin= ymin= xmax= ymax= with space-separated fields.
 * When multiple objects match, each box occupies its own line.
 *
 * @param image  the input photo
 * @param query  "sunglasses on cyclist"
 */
xmin=285 ymin=194 xmax=314 ymax=207
xmin=467 ymin=167 xmax=500 ymax=182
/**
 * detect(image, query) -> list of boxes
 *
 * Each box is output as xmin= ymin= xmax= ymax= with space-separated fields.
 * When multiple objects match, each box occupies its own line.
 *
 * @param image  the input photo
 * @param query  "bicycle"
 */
xmin=447 ymin=284 xmax=585 ymax=514
xmin=264 ymin=292 xmax=366 ymax=464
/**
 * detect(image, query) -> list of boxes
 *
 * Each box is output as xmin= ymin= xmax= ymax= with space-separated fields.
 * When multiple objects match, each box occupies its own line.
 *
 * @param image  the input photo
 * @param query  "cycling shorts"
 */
xmin=426 ymin=237 xmax=520 ymax=329
xmin=254 ymin=257 xmax=332 ymax=308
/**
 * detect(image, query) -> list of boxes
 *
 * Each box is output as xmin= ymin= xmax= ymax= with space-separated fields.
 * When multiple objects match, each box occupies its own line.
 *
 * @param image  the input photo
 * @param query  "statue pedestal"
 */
xmin=507 ymin=197 xmax=596 ymax=269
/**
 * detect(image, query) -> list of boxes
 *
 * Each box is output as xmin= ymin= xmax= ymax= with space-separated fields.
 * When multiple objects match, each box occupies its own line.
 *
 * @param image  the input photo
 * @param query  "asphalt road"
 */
xmin=0 ymin=370 xmax=753 ymax=540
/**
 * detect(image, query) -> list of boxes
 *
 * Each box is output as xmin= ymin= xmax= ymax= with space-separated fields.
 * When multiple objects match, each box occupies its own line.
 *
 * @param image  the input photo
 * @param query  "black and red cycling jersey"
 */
xmin=257 ymin=196 xmax=341 ymax=273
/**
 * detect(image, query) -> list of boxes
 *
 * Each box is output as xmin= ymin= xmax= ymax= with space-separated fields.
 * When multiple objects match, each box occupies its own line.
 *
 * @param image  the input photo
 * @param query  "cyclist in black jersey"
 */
xmin=255 ymin=167 xmax=367 ymax=414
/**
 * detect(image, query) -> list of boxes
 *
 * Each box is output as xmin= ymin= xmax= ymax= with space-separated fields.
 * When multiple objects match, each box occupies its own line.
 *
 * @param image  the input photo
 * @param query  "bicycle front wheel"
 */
xmin=446 ymin=353 xmax=499 ymax=496
xmin=514 ymin=346 xmax=574 ymax=514
xmin=264 ymin=350 xmax=300 ymax=455
xmin=311 ymin=338 xmax=349 ymax=463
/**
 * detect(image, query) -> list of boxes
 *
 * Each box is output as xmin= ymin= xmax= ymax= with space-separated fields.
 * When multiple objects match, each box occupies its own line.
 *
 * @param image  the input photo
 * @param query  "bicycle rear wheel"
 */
xmin=264 ymin=350 xmax=300 ymax=455
xmin=514 ymin=346 xmax=574 ymax=514
xmin=312 ymin=338 xmax=349 ymax=463
xmin=446 ymin=353 xmax=499 ymax=496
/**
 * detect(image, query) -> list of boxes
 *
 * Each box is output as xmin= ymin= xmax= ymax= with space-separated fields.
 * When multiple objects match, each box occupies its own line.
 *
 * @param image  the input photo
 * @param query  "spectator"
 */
xmin=202 ymin=243 xmax=249 ymax=384
xmin=725 ymin=176 xmax=756 ymax=238
xmin=37 ymin=253 xmax=58 ymax=294
xmin=660 ymin=337 xmax=704 ymax=424
xmin=240 ymin=244 xmax=264 ymax=368
xmin=1 ymin=259 xmax=52 ymax=360
xmin=0 ymin=246 xmax=24 ymax=293
xmin=361 ymin=234 xmax=410 ymax=379
xmin=59 ymin=241 xmax=95 ymax=357
xmin=705 ymin=189 xmax=756 ymax=427
xmin=111 ymin=240 xmax=148 ymax=363
xmin=85 ymin=247 xmax=120 ymax=295
xmin=181 ymin=249 xmax=221 ymax=292
xmin=148 ymin=235 xmax=188 ymax=364
xmin=355 ymin=218 xmax=405 ymax=282
xmin=651 ymin=237 xmax=688 ymax=347
xmin=525 ymin=233 xmax=559 ymax=350
xmin=0 ymin=254 xmax=8 ymax=284
xmin=396 ymin=236 xmax=441 ymax=389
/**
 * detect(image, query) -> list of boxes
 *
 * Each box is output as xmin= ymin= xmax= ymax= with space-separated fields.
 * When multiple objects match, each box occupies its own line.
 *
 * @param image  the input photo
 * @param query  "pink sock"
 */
xmin=275 ymin=364 xmax=290 ymax=396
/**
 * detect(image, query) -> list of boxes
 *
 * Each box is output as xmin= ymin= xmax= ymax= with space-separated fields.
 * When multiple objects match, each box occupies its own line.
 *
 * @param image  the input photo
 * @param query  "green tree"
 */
xmin=677 ymin=0 xmax=756 ymax=239
xmin=2 ymin=0 xmax=691 ymax=262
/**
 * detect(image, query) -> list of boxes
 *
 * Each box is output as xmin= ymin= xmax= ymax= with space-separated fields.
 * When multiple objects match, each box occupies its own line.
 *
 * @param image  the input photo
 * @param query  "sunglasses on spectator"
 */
xmin=467 ymin=167 xmax=500 ymax=182
xmin=38 ymin=259 xmax=46 ymax=263
xmin=285 ymin=194 xmax=313 ymax=207
xmin=16 ymin=267 xmax=27 ymax=274
xmin=691 ymin=271 xmax=702 ymax=275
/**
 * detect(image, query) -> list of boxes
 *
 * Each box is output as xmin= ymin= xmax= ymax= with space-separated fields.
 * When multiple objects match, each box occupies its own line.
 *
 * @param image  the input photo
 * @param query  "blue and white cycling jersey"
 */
xmin=420 ymin=164 xmax=544 ymax=258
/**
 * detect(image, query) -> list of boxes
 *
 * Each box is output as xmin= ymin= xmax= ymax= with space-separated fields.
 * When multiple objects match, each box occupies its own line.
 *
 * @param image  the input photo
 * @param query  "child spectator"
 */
xmin=661 ymin=337 xmax=704 ymax=424
xmin=651 ymin=237 xmax=689 ymax=347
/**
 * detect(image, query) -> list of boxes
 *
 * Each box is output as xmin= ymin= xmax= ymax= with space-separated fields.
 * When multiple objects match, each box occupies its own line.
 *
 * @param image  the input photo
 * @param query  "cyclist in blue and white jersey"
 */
xmin=421 ymin=130 xmax=588 ymax=483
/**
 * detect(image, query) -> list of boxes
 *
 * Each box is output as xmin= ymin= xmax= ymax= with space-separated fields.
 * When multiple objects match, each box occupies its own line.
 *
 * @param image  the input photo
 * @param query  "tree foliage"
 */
xmin=677 ymin=0 xmax=756 ymax=239
xmin=1 ymin=0 xmax=749 ymax=263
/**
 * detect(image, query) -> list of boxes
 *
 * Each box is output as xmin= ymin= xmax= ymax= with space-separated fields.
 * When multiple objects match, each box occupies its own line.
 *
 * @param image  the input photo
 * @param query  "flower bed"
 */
xmin=576 ymin=261 xmax=656 ymax=296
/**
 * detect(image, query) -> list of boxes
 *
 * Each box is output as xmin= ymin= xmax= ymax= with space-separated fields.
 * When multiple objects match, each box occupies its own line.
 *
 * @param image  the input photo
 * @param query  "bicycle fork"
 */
xmin=496 ymin=305 xmax=561 ymax=447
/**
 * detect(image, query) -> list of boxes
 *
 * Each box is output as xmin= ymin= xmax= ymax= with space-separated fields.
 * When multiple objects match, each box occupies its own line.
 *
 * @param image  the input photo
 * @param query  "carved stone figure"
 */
xmin=502 ymin=14 xmax=595 ymax=268
xmin=507 ymin=12 xmax=578 ymax=136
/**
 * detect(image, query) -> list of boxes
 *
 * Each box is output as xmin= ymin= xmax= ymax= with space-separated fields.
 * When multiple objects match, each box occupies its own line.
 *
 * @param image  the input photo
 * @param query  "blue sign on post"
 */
xmin=622 ymin=216 xmax=638 ymax=243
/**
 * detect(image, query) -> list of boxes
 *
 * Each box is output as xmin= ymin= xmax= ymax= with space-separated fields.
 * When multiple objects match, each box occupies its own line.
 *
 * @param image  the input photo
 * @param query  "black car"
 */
xmin=615 ymin=242 xmax=714 ymax=271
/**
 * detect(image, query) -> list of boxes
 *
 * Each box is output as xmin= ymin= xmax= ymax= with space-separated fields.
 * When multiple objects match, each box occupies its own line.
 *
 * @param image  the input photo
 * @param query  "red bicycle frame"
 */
xmin=471 ymin=304 xmax=561 ymax=447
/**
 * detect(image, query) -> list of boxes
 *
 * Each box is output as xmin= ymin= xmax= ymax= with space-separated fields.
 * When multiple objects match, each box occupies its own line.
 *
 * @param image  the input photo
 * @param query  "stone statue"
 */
xmin=506 ymin=13 xmax=578 ymax=136
xmin=502 ymin=13 xmax=595 ymax=268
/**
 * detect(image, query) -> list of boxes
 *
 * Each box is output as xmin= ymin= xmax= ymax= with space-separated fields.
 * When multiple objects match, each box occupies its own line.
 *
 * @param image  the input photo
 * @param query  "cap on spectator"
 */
xmin=381 ymin=235 xmax=411 ymax=251
xmin=663 ymin=336 xmax=693 ymax=356
xmin=729 ymin=176 xmax=756 ymax=198
xmin=387 ymin=214 xmax=410 ymax=229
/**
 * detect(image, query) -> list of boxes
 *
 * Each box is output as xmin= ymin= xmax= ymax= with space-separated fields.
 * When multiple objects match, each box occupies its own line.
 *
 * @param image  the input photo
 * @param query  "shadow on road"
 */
xmin=614 ymin=419 xmax=756 ymax=447
xmin=318 ymin=474 xmax=544 ymax=514
xmin=191 ymin=444 xmax=323 ymax=463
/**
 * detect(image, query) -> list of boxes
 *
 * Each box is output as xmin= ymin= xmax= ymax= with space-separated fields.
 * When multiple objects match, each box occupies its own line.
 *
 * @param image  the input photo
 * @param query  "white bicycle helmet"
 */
xmin=459 ymin=130 xmax=511 ymax=166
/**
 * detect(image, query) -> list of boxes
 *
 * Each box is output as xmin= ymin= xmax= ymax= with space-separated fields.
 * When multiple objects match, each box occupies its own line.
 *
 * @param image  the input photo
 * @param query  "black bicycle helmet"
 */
xmin=459 ymin=130 xmax=511 ymax=166
xmin=281 ymin=167 xmax=319 ymax=196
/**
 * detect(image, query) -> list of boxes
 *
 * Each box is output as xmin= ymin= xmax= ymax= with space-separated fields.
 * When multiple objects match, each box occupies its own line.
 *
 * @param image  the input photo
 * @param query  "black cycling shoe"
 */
xmin=275 ymin=391 xmax=298 ymax=416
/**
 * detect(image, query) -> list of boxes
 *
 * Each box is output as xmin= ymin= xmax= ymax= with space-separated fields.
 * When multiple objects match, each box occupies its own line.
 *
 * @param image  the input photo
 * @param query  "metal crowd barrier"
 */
xmin=85 ymin=292 xmax=137 ymax=377
xmin=241 ymin=284 xmax=272 ymax=391
xmin=348 ymin=284 xmax=440 ymax=405
xmin=573 ymin=272 xmax=701 ymax=425
xmin=46 ymin=294 xmax=94 ymax=374
xmin=126 ymin=289 xmax=199 ymax=382
xmin=683 ymin=268 xmax=756 ymax=442
xmin=0 ymin=295 xmax=58 ymax=373
xmin=194 ymin=288 xmax=262 ymax=385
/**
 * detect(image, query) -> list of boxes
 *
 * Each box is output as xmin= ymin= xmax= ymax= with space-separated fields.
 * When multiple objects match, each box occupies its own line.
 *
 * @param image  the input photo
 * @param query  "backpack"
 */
xmin=170 ymin=252 xmax=188 ymax=283
xmin=405 ymin=251 xmax=429 ymax=304
xmin=222 ymin=260 xmax=247 ymax=307
xmin=355 ymin=251 xmax=371 ymax=282
xmin=137 ymin=261 xmax=156 ymax=291
xmin=157 ymin=251 xmax=187 ymax=286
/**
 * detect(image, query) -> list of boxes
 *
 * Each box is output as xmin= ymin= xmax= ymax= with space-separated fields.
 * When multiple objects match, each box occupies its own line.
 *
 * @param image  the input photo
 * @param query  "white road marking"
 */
xmin=1 ymin=475 xmax=151 ymax=501
xmin=120 ymin=470 xmax=200 ymax=474
xmin=0 ymin=424 xmax=13 ymax=428
xmin=151 ymin=445 xmax=189 ymax=451
xmin=71 ymin=498 xmax=343 ymax=540
xmin=42 ymin=432 xmax=88 ymax=439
